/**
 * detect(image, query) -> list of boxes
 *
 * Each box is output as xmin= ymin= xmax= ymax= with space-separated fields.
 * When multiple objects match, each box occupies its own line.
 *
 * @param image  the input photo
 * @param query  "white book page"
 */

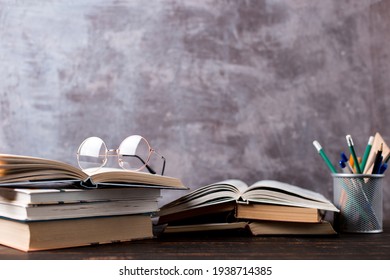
xmin=242 ymin=180 xmax=338 ymax=211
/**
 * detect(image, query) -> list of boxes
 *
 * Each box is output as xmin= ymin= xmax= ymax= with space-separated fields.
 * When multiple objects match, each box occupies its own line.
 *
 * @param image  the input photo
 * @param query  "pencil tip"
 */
xmin=313 ymin=140 xmax=321 ymax=151
xmin=346 ymin=135 xmax=353 ymax=146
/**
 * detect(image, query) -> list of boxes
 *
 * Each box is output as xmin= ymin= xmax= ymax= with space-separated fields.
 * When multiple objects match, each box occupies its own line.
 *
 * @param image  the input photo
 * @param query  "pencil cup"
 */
xmin=332 ymin=174 xmax=383 ymax=233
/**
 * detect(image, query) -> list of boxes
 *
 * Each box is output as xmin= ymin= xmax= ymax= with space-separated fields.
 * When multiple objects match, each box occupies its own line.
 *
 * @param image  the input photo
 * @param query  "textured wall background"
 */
xmin=1 ymin=0 xmax=390 ymax=217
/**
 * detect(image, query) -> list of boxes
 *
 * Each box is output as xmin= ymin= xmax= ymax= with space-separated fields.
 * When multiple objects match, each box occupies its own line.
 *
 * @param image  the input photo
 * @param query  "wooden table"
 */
xmin=1 ymin=223 xmax=389 ymax=260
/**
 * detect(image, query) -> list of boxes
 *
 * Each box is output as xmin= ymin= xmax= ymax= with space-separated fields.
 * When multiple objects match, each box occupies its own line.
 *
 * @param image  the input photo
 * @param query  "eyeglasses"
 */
xmin=76 ymin=135 xmax=166 ymax=175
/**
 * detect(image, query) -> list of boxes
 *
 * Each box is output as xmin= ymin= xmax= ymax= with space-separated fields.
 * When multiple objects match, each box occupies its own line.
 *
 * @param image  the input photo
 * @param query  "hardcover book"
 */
xmin=0 ymin=215 xmax=153 ymax=252
xmin=163 ymin=221 xmax=337 ymax=235
xmin=0 ymin=185 xmax=161 ymax=205
xmin=0 ymin=199 xmax=159 ymax=221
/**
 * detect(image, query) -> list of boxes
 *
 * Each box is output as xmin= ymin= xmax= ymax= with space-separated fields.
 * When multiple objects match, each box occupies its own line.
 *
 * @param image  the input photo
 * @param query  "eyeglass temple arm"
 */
xmin=152 ymin=150 xmax=166 ymax=176
xmin=122 ymin=154 xmax=166 ymax=175
xmin=160 ymin=155 xmax=166 ymax=176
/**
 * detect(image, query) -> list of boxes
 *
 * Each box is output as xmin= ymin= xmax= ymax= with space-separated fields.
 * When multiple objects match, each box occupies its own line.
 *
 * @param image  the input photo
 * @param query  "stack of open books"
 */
xmin=158 ymin=179 xmax=339 ymax=235
xmin=0 ymin=154 xmax=186 ymax=252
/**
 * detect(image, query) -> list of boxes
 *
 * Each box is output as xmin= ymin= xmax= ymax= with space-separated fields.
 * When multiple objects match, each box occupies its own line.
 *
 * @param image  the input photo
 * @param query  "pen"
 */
xmin=379 ymin=163 xmax=388 ymax=174
xmin=346 ymin=135 xmax=362 ymax=174
xmin=340 ymin=152 xmax=354 ymax=173
xmin=313 ymin=140 xmax=337 ymax=173
xmin=340 ymin=152 xmax=349 ymax=163
xmin=372 ymin=143 xmax=383 ymax=174
xmin=360 ymin=136 xmax=374 ymax=171
xmin=339 ymin=160 xmax=352 ymax=174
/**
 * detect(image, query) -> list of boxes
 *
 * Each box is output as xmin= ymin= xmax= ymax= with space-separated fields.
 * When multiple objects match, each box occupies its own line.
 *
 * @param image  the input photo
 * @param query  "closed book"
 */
xmin=0 ymin=199 xmax=159 ymax=221
xmin=0 ymin=215 xmax=153 ymax=252
xmin=163 ymin=220 xmax=336 ymax=236
xmin=0 ymin=186 xmax=161 ymax=205
xmin=247 ymin=220 xmax=336 ymax=235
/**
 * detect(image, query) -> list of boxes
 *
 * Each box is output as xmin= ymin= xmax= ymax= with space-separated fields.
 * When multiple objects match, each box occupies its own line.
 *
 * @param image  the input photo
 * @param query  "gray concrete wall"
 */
xmin=1 ymin=0 xmax=390 ymax=217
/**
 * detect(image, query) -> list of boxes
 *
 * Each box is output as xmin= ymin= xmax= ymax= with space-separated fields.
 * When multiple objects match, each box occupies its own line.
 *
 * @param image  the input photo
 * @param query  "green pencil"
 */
xmin=360 ymin=136 xmax=374 ymax=172
xmin=346 ymin=135 xmax=362 ymax=174
xmin=313 ymin=140 xmax=337 ymax=173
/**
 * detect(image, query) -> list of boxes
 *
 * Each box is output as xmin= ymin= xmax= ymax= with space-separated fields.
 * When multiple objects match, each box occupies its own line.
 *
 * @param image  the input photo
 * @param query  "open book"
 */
xmin=158 ymin=179 xmax=339 ymax=225
xmin=0 ymin=154 xmax=186 ymax=189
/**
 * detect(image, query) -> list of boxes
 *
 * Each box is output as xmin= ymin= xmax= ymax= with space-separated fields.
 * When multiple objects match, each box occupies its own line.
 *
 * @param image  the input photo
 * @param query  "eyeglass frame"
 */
xmin=76 ymin=135 xmax=166 ymax=176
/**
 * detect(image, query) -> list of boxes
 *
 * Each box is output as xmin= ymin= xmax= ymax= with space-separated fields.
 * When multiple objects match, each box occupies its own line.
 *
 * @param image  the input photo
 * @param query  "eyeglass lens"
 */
xmin=77 ymin=137 xmax=107 ymax=171
xmin=118 ymin=135 xmax=151 ymax=171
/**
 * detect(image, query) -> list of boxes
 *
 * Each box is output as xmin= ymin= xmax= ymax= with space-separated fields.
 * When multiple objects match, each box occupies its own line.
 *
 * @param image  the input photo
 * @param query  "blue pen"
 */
xmin=340 ymin=152 xmax=354 ymax=173
xmin=379 ymin=163 xmax=387 ymax=174
xmin=339 ymin=160 xmax=352 ymax=174
xmin=340 ymin=152 xmax=349 ymax=163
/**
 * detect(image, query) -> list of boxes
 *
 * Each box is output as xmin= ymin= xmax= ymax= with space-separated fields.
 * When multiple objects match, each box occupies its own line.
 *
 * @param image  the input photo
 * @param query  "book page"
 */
xmin=0 ymin=154 xmax=86 ymax=183
xmin=158 ymin=180 xmax=246 ymax=216
xmin=87 ymin=168 xmax=186 ymax=189
xmin=242 ymin=180 xmax=338 ymax=211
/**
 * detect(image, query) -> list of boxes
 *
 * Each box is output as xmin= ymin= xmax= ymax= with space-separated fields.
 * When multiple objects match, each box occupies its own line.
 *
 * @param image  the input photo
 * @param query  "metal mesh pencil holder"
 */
xmin=332 ymin=174 xmax=383 ymax=233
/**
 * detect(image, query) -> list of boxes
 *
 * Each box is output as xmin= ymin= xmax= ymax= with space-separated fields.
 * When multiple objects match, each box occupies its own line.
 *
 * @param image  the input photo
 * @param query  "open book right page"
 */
xmin=158 ymin=179 xmax=247 ymax=217
xmin=240 ymin=180 xmax=339 ymax=212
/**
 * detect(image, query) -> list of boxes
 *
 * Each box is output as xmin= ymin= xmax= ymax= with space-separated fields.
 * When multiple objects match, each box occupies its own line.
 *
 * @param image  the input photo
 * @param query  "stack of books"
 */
xmin=158 ymin=179 xmax=339 ymax=235
xmin=0 ymin=154 xmax=186 ymax=252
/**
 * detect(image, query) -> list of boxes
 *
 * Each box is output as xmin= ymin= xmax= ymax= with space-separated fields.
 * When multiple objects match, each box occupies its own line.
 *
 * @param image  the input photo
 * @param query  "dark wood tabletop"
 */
xmin=1 ymin=223 xmax=389 ymax=260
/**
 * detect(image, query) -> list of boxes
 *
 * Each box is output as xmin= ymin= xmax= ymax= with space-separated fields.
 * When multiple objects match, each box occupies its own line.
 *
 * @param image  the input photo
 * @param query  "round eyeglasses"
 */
xmin=76 ymin=135 xmax=166 ymax=175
